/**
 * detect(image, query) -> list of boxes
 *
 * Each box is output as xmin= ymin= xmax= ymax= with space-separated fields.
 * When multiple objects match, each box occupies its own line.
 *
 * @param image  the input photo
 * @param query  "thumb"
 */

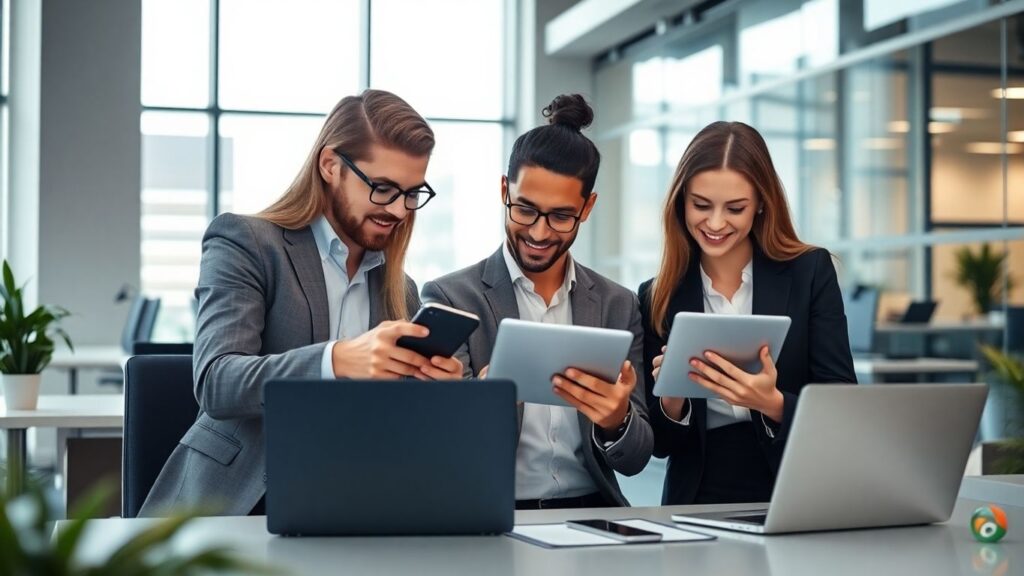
xmin=760 ymin=346 xmax=775 ymax=371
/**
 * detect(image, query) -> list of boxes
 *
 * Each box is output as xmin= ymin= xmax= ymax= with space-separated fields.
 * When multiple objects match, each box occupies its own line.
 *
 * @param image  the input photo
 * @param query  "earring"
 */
xmin=757 ymin=208 xmax=764 ymax=214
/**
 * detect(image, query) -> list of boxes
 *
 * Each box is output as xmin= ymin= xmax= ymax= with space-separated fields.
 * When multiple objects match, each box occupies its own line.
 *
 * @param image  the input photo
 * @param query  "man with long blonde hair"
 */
xmin=141 ymin=90 xmax=463 ymax=517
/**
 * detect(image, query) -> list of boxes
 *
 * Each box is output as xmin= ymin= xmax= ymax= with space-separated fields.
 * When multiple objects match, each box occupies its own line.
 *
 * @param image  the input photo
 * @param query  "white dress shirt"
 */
xmin=666 ymin=259 xmax=776 ymax=437
xmin=502 ymin=243 xmax=603 ymax=500
xmin=311 ymin=214 xmax=386 ymax=378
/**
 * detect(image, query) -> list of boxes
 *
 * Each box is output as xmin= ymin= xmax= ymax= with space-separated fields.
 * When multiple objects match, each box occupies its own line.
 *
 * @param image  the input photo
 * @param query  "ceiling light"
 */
xmin=803 ymin=138 xmax=835 ymax=151
xmin=965 ymin=142 xmax=1024 ymax=154
xmin=991 ymin=87 xmax=1024 ymax=99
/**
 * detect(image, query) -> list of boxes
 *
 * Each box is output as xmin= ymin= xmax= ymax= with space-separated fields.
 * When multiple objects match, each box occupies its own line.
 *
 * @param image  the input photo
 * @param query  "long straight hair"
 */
xmin=259 ymin=89 xmax=434 ymax=321
xmin=649 ymin=121 xmax=813 ymax=336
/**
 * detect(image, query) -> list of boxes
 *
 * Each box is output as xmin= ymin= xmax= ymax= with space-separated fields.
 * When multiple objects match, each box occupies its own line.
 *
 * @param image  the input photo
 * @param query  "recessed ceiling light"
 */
xmin=965 ymin=142 xmax=1024 ymax=154
xmin=862 ymin=138 xmax=903 ymax=150
xmin=803 ymin=138 xmax=835 ymax=151
xmin=888 ymin=120 xmax=910 ymax=133
xmin=991 ymin=87 xmax=1024 ymax=99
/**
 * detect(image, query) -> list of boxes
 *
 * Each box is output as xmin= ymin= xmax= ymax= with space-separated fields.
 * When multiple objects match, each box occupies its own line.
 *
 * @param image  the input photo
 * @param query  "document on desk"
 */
xmin=508 ymin=519 xmax=714 ymax=549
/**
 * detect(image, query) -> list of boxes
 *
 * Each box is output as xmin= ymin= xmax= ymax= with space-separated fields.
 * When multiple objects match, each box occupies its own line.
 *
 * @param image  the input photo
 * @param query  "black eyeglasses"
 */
xmin=504 ymin=199 xmax=584 ymax=233
xmin=336 ymin=151 xmax=436 ymax=211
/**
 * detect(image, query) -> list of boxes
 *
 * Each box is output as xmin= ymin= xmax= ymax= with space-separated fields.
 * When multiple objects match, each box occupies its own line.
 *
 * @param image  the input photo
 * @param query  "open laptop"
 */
xmin=900 ymin=300 xmax=938 ymax=323
xmin=264 ymin=378 xmax=517 ymax=536
xmin=672 ymin=383 xmax=987 ymax=534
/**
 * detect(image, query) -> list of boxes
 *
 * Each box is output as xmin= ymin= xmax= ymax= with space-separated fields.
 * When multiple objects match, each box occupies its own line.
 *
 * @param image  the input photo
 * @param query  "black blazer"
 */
xmin=638 ymin=244 xmax=857 ymax=505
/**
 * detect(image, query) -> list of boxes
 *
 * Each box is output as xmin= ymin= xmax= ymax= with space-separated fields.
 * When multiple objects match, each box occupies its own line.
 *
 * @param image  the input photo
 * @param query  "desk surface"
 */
xmin=65 ymin=498 xmax=1021 ymax=576
xmin=853 ymin=357 xmax=979 ymax=374
xmin=0 ymin=394 xmax=123 ymax=428
xmin=49 ymin=345 xmax=126 ymax=370
xmin=876 ymin=320 xmax=1004 ymax=334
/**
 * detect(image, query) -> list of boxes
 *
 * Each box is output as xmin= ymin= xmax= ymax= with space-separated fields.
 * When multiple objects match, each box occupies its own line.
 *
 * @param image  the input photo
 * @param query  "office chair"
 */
xmin=131 ymin=342 xmax=193 ymax=355
xmin=1007 ymin=306 xmax=1024 ymax=353
xmin=100 ymin=296 xmax=164 ymax=388
xmin=122 ymin=354 xmax=198 ymax=518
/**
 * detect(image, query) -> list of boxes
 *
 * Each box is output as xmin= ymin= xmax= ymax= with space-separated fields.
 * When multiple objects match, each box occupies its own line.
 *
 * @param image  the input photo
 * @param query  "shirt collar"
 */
xmin=699 ymin=258 xmax=753 ymax=295
xmin=501 ymin=241 xmax=576 ymax=294
xmin=311 ymin=214 xmax=385 ymax=272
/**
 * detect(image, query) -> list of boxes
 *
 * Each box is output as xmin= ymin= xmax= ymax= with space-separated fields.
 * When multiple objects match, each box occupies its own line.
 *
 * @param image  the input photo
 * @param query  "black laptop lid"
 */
xmin=900 ymin=301 xmax=937 ymax=324
xmin=264 ymin=378 xmax=516 ymax=536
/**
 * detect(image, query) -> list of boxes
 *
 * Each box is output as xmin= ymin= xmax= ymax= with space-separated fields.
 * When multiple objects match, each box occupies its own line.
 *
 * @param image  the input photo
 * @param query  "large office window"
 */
xmin=141 ymin=0 xmax=512 ymax=339
xmin=1 ymin=0 xmax=8 ymax=260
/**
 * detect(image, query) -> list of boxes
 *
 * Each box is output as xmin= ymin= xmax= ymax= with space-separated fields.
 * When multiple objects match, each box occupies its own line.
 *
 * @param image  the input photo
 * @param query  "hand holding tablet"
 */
xmin=487 ymin=319 xmax=633 ymax=408
xmin=653 ymin=312 xmax=790 ymax=402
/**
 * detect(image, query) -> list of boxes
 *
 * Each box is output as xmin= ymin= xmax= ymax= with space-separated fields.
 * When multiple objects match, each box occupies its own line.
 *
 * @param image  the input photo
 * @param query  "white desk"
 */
xmin=50 ymin=346 xmax=127 ymax=394
xmin=853 ymin=358 xmax=979 ymax=383
xmin=876 ymin=320 xmax=1004 ymax=334
xmin=63 ymin=496 xmax=1022 ymax=575
xmin=0 ymin=394 xmax=123 ymax=494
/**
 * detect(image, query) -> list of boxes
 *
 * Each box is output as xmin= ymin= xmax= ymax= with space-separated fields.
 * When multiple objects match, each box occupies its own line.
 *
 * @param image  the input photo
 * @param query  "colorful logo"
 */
xmin=971 ymin=505 xmax=1009 ymax=543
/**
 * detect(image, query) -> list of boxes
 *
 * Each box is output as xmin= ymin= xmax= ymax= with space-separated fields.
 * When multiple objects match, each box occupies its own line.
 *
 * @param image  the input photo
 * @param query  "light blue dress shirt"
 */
xmin=311 ymin=214 xmax=386 ymax=378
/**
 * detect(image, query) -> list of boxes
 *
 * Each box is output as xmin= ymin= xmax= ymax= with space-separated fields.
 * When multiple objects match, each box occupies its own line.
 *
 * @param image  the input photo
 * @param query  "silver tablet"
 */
xmin=653 ymin=312 xmax=791 ymax=399
xmin=486 ymin=318 xmax=634 ymax=407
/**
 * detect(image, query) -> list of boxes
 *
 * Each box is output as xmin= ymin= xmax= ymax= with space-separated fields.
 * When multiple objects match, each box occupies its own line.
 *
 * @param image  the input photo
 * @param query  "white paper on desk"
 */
xmin=509 ymin=519 xmax=715 ymax=548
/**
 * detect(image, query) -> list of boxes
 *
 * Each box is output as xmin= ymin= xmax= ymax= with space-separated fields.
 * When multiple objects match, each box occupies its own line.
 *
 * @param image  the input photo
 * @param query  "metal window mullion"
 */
xmin=210 ymin=0 xmax=220 ymax=220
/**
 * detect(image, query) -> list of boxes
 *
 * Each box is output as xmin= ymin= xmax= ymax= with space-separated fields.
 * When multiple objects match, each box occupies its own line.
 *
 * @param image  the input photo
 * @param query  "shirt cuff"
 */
xmin=759 ymin=412 xmax=777 ymax=439
xmin=592 ymin=404 xmax=636 ymax=452
xmin=661 ymin=398 xmax=692 ymax=426
xmin=321 ymin=340 xmax=338 ymax=379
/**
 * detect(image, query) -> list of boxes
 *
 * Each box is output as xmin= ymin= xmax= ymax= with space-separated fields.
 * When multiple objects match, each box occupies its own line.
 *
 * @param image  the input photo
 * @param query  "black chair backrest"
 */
xmin=131 ymin=342 xmax=194 ymax=355
xmin=122 ymin=354 xmax=198 ymax=518
xmin=1007 ymin=306 xmax=1024 ymax=353
xmin=120 ymin=296 xmax=163 ymax=354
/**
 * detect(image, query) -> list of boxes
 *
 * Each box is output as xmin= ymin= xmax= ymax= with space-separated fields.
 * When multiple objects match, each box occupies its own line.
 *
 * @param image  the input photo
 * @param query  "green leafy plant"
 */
xmin=0 ymin=260 xmax=73 ymax=374
xmin=953 ymin=244 xmax=1015 ymax=315
xmin=0 ymin=480 xmax=273 ymax=576
xmin=980 ymin=345 xmax=1024 ymax=474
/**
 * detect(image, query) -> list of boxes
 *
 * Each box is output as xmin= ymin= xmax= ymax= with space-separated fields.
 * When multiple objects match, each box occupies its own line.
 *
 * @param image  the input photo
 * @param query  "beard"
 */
xmin=505 ymin=222 xmax=576 ymax=274
xmin=330 ymin=191 xmax=401 ymax=252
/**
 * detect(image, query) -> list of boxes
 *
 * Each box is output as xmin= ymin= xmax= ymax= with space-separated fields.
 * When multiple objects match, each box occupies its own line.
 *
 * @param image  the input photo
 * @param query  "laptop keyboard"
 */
xmin=726 ymin=513 xmax=768 ymax=525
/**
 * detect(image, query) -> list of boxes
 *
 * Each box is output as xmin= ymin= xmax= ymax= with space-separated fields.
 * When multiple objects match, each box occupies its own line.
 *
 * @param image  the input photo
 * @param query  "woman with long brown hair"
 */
xmin=639 ymin=121 xmax=856 ymax=505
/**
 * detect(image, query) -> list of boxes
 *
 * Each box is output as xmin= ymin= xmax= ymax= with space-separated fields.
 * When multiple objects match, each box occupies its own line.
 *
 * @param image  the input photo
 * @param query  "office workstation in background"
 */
xmin=3 ymin=0 xmax=1024 ymax=574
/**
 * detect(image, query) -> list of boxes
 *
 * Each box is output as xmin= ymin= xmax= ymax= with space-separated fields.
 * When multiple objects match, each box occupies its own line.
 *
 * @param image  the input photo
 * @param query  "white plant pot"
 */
xmin=1 ymin=373 xmax=42 ymax=410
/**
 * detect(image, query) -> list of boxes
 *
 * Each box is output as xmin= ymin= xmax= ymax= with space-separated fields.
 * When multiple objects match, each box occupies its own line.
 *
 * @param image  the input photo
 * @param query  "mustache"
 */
xmin=366 ymin=213 xmax=401 ymax=225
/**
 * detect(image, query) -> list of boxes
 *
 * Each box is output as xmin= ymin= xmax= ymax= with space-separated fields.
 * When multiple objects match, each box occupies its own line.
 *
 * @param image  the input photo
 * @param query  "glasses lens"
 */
xmin=403 ymin=188 xmax=432 ymax=210
xmin=547 ymin=212 xmax=578 ymax=232
xmin=509 ymin=205 xmax=539 ymax=226
xmin=369 ymin=185 xmax=400 ymax=206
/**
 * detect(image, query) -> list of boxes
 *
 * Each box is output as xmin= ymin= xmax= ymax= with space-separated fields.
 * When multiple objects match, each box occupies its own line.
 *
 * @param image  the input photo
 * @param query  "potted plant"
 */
xmin=952 ymin=243 xmax=1015 ymax=317
xmin=0 ymin=260 xmax=72 ymax=410
xmin=1 ymin=482 xmax=270 ymax=575
xmin=979 ymin=345 xmax=1024 ymax=474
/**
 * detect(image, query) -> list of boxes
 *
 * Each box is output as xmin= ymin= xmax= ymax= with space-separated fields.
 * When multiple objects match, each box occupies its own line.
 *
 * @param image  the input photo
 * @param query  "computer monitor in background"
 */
xmin=844 ymin=285 xmax=879 ymax=356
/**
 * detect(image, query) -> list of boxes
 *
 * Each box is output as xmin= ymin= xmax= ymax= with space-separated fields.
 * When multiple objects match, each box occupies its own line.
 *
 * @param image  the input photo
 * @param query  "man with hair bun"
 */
xmin=423 ymin=94 xmax=653 ymax=509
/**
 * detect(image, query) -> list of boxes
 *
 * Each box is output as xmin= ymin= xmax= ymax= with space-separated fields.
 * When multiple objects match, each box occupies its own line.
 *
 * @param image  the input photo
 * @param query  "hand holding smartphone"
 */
xmin=565 ymin=519 xmax=663 ymax=543
xmin=396 ymin=303 xmax=480 ymax=359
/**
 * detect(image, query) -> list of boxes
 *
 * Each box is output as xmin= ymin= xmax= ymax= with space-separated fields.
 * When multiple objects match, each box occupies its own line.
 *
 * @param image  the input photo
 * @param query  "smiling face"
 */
xmin=320 ymin=143 xmax=428 ymax=251
xmin=502 ymin=165 xmax=596 ymax=274
xmin=683 ymin=168 xmax=760 ymax=260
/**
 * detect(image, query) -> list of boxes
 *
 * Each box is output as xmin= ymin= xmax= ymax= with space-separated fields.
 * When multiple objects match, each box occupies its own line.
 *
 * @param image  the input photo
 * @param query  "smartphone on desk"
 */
xmin=565 ymin=519 xmax=663 ymax=543
xmin=396 ymin=302 xmax=480 ymax=359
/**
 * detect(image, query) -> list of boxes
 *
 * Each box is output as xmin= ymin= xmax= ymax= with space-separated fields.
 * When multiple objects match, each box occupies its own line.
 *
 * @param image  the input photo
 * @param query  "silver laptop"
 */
xmin=672 ymin=383 xmax=987 ymax=534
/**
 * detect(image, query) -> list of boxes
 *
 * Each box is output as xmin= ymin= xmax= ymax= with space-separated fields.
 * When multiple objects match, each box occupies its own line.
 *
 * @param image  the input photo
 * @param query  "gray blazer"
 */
xmin=139 ymin=212 xmax=420 ymax=517
xmin=421 ymin=248 xmax=654 ymax=506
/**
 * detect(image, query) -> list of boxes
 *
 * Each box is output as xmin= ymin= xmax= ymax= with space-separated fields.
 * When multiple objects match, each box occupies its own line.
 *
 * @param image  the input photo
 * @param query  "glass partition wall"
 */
xmin=592 ymin=1 xmax=1023 ymax=333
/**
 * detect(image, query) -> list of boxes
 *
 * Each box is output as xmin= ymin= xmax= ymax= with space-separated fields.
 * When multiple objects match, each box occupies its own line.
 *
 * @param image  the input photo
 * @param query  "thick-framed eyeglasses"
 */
xmin=504 ymin=199 xmax=584 ymax=233
xmin=336 ymin=151 xmax=436 ymax=211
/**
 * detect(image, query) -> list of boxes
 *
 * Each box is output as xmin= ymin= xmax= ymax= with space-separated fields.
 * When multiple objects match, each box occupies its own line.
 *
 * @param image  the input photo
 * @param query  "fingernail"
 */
xmin=690 ymin=360 xmax=698 ymax=367
xmin=552 ymin=377 xmax=561 ymax=385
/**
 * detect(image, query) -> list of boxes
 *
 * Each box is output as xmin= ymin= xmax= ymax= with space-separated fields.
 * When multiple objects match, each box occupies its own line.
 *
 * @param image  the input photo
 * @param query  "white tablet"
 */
xmin=653 ymin=312 xmax=791 ymax=399
xmin=487 ymin=319 xmax=633 ymax=407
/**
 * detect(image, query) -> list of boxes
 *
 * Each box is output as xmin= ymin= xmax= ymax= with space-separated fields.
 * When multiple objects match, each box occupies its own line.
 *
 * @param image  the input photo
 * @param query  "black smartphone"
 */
xmin=396 ymin=303 xmax=480 ymax=359
xmin=565 ymin=519 xmax=663 ymax=543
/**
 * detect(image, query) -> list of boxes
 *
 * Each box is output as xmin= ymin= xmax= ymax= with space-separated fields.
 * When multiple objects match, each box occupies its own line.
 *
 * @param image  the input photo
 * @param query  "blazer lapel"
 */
xmin=752 ymin=244 xmax=791 ymax=317
xmin=283 ymin=226 xmax=330 ymax=343
xmin=481 ymin=247 xmax=520 ymax=326
xmin=569 ymin=264 xmax=601 ymax=328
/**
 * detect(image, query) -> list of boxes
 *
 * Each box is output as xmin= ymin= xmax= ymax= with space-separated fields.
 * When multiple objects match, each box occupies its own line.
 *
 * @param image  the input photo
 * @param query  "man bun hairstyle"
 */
xmin=507 ymin=93 xmax=601 ymax=198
